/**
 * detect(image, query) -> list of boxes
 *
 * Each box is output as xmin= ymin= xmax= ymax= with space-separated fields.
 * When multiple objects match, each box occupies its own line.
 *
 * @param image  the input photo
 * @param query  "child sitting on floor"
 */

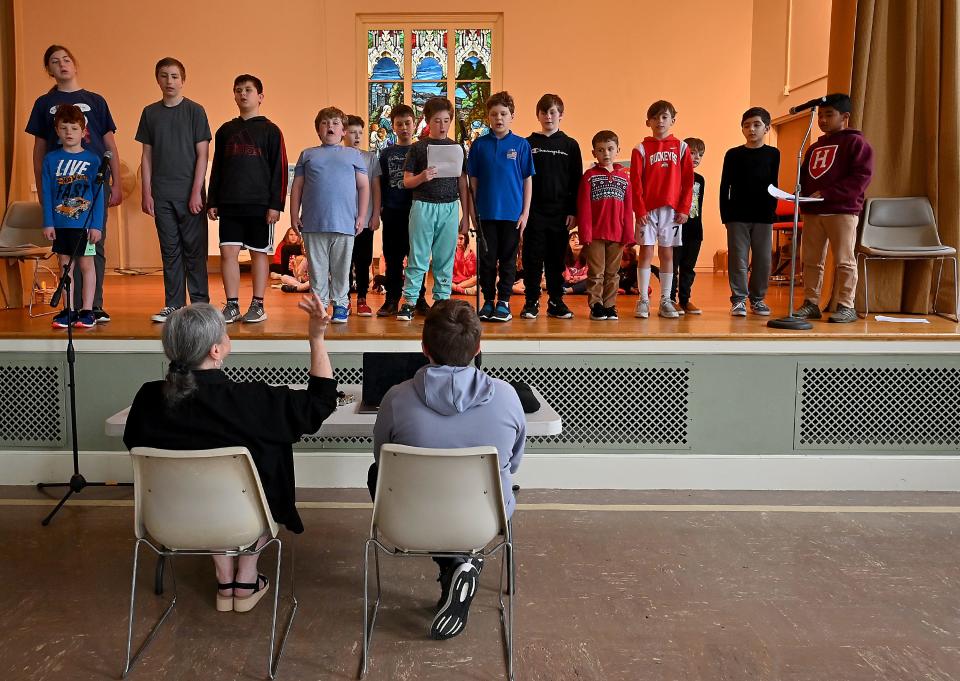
xmin=563 ymin=229 xmax=588 ymax=295
xmin=452 ymin=231 xmax=477 ymax=295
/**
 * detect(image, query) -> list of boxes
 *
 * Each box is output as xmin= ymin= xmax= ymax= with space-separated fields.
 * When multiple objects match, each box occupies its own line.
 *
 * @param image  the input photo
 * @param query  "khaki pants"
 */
xmin=801 ymin=213 xmax=859 ymax=308
xmin=585 ymin=239 xmax=623 ymax=308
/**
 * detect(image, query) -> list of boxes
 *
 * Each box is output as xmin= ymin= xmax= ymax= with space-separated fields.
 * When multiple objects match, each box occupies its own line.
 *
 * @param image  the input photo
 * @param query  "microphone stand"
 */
xmin=767 ymin=106 xmax=815 ymax=330
xmin=458 ymin=120 xmax=487 ymax=369
xmin=38 ymin=160 xmax=132 ymax=526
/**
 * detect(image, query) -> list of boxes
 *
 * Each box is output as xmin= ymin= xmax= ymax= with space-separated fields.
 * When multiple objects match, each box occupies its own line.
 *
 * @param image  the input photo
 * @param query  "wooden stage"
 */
xmin=1 ymin=271 xmax=957 ymax=341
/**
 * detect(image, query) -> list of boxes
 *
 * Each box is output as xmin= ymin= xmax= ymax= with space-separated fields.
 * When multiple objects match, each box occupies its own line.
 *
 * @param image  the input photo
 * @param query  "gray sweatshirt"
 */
xmin=373 ymin=364 xmax=526 ymax=516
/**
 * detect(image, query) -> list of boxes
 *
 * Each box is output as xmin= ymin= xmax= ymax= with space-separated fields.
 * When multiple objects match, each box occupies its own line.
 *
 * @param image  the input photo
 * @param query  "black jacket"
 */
xmin=527 ymin=131 xmax=582 ymax=217
xmin=208 ymin=116 xmax=288 ymax=213
xmin=719 ymin=144 xmax=780 ymax=224
xmin=123 ymin=370 xmax=337 ymax=533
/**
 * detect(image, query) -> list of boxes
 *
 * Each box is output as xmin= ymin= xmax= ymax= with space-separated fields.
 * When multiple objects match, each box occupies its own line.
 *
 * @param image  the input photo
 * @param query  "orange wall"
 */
xmin=10 ymin=0 xmax=830 ymax=272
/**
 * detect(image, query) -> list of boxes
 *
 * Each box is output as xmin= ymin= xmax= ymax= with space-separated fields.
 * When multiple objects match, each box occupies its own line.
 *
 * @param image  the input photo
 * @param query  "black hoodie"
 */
xmin=527 ymin=130 xmax=582 ymax=217
xmin=208 ymin=115 xmax=288 ymax=214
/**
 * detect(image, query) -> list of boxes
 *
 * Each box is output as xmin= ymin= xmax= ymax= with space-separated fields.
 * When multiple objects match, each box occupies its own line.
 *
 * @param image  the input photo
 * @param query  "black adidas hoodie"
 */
xmin=526 ymin=130 xmax=583 ymax=217
xmin=208 ymin=115 xmax=288 ymax=215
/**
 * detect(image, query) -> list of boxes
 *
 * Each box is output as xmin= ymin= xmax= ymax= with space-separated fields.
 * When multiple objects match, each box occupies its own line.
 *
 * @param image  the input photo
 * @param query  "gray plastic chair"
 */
xmin=0 ymin=201 xmax=56 ymax=316
xmin=857 ymin=197 xmax=958 ymax=319
xmin=124 ymin=447 xmax=297 ymax=679
xmin=361 ymin=444 xmax=515 ymax=680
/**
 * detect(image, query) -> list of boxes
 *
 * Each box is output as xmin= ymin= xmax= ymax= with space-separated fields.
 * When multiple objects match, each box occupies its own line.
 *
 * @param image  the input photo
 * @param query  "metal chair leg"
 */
xmin=497 ymin=542 xmax=515 ymax=681
xmin=266 ymin=538 xmax=298 ymax=679
xmin=124 ymin=541 xmax=177 ymax=678
xmin=361 ymin=539 xmax=383 ymax=679
xmin=861 ymin=255 xmax=871 ymax=318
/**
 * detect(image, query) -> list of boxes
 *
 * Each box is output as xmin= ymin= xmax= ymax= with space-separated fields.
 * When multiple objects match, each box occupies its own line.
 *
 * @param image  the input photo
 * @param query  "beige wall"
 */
xmin=10 ymin=0 xmax=830 ymax=271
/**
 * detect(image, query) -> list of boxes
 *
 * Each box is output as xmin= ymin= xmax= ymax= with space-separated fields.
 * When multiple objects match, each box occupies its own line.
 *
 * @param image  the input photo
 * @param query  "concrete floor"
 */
xmin=2 ymin=488 xmax=959 ymax=681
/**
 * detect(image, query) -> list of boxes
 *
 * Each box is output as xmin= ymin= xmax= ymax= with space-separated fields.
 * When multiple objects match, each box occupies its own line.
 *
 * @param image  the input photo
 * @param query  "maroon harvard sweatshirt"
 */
xmin=800 ymin=128 xmax=874 ymax=215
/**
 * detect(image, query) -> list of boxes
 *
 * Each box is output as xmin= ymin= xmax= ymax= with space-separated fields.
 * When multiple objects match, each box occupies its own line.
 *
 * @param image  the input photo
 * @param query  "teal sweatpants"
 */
xmin=403 ymin=199 xmax=459 ymax=303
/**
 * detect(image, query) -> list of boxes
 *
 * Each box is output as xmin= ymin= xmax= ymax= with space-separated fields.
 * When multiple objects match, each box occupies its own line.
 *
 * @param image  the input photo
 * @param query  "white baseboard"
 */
xmin=6 ymin=450 xmax=960 ymax=492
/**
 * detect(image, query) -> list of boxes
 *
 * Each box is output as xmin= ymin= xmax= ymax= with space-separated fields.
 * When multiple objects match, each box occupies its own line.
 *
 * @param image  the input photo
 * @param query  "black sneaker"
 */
xmin=377 ymin=299 xmax=398 ymax=317
xmin=605 ymin=306 xmax=619 ymax=320
xmin=794 ymin=299 xmax=823 ymax=320
xmin=241 ymin=300 xmax=267 ymax=323
xmin=431 ymin=561 xmax=480 ymax=640
xmin=92 ymin=307 xmax=111 ymax=323
xmin=491 ymin=301 xmax=512 ymax=322
xmin=151 ymin=306 xmax=180 ymax=323
xmin=590 ymin=302 xmax=608 ymax=320
xmin=221 ymin=301 xmax=241 ymax=324
xmin=436 ymin=557 xmax=485 ymax=608
xmin=520 ymin=300 xmax=539 ymax=319
xmin=829 ymin=305 xmax=858 ymax=323
xmin=415 ymin=297 xmax=431 ymax=316
xmin=478 ymin=300 xmax=495 ymax=321
xmin=547 ymin=298 xmax=573 ymax=319
xmin=396 ymin=303 xmax=415 ymax=321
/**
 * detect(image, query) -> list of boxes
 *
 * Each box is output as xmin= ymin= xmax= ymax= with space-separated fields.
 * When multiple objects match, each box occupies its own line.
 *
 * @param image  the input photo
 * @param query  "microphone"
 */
xmin=95 ymin=150 xmax=113 ymax=185
xmin=789 ymin=97 xmax=828 ymax=115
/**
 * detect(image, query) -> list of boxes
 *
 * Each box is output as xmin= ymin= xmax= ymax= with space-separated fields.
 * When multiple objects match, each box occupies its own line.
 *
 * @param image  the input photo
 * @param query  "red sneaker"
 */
xmin=356 ymin=298 xmax=373 ymax=317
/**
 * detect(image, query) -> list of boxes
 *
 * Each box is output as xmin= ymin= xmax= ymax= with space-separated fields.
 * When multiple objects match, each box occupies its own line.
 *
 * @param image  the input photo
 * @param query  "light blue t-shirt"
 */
xmin=294 ymin=144 xmax=367 ymax=235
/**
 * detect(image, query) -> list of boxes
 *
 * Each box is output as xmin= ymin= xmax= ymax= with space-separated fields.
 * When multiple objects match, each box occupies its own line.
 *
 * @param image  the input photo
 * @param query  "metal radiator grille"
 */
xmin=227 ymin=361 xmax=689 ymax=450
xmin=798 ymin=366 xmax=960 ymax=449
xmin=0 ymin=365 xmax=63 ymax=446
xmin=486 ymin=364 xmax=690 ymax=448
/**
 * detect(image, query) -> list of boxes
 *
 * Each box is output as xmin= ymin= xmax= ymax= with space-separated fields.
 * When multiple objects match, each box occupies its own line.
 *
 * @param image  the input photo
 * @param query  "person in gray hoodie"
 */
xmin=371 ymin=298 xmax=526 ymax=641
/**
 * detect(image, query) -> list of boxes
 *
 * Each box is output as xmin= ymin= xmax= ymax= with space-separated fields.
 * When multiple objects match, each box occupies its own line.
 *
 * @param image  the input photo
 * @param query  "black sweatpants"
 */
xmin=479 ymin=219 xmax=520 ymax=303
xmin=522 ymin=212 xmax=568 ymax=303
xmin=352 ymin=228 xmax=374 ymax=298
xmin=671 ymin=238 xmax=702 ymax=304
xmin=154 ymin=199 xmax=209 ymax=308
xmin=381 ymin=206 xmax=421 ymax=303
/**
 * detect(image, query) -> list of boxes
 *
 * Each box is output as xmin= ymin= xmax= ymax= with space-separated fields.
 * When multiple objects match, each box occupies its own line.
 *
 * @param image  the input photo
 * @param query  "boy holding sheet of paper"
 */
xmin=398 ymin=97 xmax=469 ymax=321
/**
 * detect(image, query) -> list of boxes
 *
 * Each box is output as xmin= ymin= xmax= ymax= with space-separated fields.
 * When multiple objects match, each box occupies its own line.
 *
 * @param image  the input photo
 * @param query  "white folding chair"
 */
xmin=361 ymin=444 xmax=515 ymax=680
xmin=0 ymin=201 xmax=57 ymax=316
xmin=124 ymin=447 xmax=297 ymax=679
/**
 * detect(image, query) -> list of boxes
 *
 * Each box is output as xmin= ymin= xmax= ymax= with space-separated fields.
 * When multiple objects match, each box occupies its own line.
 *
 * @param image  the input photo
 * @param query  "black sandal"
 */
xmin=233 ymin=574 xmax=270 ymax=613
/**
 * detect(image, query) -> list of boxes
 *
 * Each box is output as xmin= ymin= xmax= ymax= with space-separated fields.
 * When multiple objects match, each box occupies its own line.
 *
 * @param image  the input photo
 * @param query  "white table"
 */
xmin=105 ymin=384 xmax=562 ymax=438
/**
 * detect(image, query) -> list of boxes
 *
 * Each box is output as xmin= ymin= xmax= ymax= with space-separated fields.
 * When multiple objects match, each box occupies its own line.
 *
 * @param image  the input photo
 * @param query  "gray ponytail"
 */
xmin=160 ymin=303 xmax=227 ymax=407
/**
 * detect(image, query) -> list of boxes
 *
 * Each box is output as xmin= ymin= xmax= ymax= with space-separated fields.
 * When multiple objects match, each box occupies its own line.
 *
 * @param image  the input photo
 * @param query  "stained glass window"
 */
xmin=454 ymin=29 xmax=491 ymax=80
xmin=365 ymin=23 xmax=496 ymax=151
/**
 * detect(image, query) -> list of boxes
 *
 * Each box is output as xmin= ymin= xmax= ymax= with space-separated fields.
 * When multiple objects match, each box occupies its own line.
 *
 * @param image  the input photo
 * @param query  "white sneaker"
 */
xmin=151 ymin=306 xmax=179 ymax=323
xmin=658 ymin=299 xmax=680 ymax=318
xmin=634 ymin=298 xmax=650 ymax=319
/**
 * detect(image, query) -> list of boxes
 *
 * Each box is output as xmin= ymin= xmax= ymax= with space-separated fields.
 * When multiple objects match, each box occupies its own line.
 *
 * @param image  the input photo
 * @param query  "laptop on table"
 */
xmin=357 ymin=352 xmax=430 ymax=413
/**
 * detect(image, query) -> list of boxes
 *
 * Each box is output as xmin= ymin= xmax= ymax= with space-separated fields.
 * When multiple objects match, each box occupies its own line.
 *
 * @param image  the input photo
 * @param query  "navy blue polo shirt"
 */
xmin=467 ymin=131 xmax=535 ymax=221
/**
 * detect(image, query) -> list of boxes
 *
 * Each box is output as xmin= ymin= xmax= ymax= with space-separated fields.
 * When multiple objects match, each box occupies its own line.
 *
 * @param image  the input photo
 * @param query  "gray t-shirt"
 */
xmin=404 ymin=137 xmax=465 ymax=203
xmin=294 ymin=145 xmax=367 ymax=235
xmin=135 ymin=97 xmax=211 ymax=202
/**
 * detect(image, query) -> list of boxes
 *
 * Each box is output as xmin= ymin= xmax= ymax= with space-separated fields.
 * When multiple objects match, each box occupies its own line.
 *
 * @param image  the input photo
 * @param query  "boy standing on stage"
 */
xmin=41 ymin=104 xmax=105 ymax=329
xmin=377 ymin=104 xmax=427 ymax=317
xmin=136 ymin=57 xmax=212 ymax=323
xmin=719 ymin=108 xmax=780 ymax=317
xmin=672 ymin=137 xmax=706 ymax=314
xmin=468 ymin=91 xmax=535 ymax=322
xmin=577 ymin=130 xmax=634 ymax=321
xmin=290 ymin=107 xmax=370 ymax=324
xmin=344 ymin=115 xmax=382 ymax=317
xmin=523 ymin=93 xmax=582 ymax=320
xmin=630 ymin=100 xmax=693 ymax=319
xmin=795 ymin=93 xmax=874 ymax=323
xmin=398 ymin=97 xmax=468 ymax=321
xmin=207 ymin=74 xmax=287 ymax=324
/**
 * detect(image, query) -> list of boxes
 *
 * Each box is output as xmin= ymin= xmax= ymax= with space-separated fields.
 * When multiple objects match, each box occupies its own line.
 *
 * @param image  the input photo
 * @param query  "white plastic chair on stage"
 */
xmin=361 ymin=443 xmax=515 ymax=680
xmin=857 ymin=196 xmax=959 ymax=320
xmin=0 ymin=201 xmax=56 ymax=316
xmin=124 ymin=446 xmax=297 ymax=680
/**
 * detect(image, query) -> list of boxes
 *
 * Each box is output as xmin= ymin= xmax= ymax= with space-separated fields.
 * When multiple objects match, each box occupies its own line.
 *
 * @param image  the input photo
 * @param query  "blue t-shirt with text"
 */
xmin=467 ymin=131 xmax=534 ymax=221
xmin=41 ymin=148 xmax=105 ymax=230
xmin=294 ymin=145 xmax=367 ymax=235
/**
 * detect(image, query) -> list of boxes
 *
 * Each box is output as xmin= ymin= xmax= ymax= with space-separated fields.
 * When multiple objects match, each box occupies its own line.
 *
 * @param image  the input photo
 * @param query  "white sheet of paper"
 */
xmin=874 ymin=315 xmax=931 ymax=324
xmin=767 ymin=184 xmax=825 ymax=203
xmin=427 ymin=144 xmax=464 ymax=178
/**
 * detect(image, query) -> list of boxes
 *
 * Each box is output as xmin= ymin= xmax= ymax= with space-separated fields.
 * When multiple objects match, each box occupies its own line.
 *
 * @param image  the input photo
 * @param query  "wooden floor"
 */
xmin=1 ymin=271 xmax=957 ymax=341
xmin=3 ymin=486 xmax=960 ymax=680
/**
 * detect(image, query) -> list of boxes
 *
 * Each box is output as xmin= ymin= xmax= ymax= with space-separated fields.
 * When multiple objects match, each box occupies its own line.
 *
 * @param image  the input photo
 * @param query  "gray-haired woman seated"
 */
xmin=123 ymin=295 xmax=336 ymax=613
